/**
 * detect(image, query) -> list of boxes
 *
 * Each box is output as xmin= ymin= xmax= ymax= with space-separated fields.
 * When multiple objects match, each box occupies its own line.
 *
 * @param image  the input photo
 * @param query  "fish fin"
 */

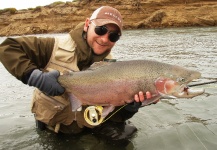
xmin=141 ymin=95 xmax=162 ymax=107
xmin=101 ymin=106 xmax=115 ymax=118
xmin=68 ymin=94 xmax=82 ymax=111
xmin=88 ymin=61 xmax=113 ymax=70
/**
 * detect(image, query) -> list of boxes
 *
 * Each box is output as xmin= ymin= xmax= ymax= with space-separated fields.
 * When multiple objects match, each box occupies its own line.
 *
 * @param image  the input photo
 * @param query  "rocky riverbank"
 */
xmin=0 ymin=0 xmax=217 ymax=36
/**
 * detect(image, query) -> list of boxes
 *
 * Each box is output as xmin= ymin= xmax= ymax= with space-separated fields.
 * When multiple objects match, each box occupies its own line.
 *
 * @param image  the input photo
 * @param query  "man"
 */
xmin=0 ymin=6 xmax=152 ymax=141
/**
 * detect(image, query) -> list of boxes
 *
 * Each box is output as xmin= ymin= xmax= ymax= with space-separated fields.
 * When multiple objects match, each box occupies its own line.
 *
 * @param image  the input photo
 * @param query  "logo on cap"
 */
xmin=104 ymin=12 xmax=122 ymax=24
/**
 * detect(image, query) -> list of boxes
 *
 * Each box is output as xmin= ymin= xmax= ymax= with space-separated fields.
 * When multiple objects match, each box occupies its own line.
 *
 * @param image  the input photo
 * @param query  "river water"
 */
xmin=0 ymin=27 xmax=217 ymax=150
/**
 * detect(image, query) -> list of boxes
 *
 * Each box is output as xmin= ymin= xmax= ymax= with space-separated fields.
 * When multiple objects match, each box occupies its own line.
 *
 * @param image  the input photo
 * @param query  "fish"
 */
xmin=58 ymin=59 xmax=204 ymax=115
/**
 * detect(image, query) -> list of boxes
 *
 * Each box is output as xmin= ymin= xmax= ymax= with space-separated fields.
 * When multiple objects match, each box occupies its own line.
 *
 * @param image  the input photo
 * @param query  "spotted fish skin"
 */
xmin=58 ymin=60 xmax=204 ymax=111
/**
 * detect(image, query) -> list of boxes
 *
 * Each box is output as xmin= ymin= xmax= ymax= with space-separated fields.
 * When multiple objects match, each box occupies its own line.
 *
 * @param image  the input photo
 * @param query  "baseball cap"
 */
xmin=90 ymin=6 xmax=123 ymax=34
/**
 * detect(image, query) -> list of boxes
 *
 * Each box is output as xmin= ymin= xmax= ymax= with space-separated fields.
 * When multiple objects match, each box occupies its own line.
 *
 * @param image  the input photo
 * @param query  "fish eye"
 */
xmin=177 ymin=77 xmax=185 ymax=83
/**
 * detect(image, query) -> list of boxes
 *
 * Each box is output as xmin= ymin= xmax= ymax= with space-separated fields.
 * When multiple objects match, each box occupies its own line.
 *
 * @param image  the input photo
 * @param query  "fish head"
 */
xmin=155 ymin=66 xmax=204 ymax=98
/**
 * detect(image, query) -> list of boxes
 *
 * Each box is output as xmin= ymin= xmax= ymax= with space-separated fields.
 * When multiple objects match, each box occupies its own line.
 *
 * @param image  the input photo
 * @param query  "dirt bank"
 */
xmin=0 ymin=0 xmax=217 ymax=36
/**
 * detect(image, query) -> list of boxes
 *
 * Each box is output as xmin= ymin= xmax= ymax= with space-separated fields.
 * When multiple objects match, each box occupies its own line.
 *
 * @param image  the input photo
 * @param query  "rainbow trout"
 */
xmin=58 ymin=60 xmax=204 ymax=112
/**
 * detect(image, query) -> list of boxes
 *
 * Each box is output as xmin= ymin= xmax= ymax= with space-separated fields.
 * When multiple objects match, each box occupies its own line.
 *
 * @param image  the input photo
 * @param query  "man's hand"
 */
xmin=27 ymin=69 xmax=65 ymax=96
xmin=134 ymin=91 xmax=151 ymax=102
xmin=124 ymin=91 xmax=159 ymax=112
xmin=135 ymin=91 xmax=159 ymax=104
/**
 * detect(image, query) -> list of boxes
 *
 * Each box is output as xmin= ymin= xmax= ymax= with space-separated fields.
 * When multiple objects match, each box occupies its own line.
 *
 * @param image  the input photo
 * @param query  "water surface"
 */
xmin=0 ymin=27 xmax=217 ymax=150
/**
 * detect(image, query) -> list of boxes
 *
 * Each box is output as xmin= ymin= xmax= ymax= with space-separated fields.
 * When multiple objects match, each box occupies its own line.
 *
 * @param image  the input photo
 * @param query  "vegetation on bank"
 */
xmin=0 ymin=1 xmax=66 ymax=14
xmin=51 ymin=1 xmax=66 ymax=6
xmin=0 ymin=0 xmax=112 ymax=14
xmin=0 ymin=8 xmax=17 ymax=14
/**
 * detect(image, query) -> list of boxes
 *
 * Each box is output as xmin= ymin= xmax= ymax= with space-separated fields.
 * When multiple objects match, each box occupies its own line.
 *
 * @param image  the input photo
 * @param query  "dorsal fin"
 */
xmin=87 ymin=61 xmax=113 ymax=70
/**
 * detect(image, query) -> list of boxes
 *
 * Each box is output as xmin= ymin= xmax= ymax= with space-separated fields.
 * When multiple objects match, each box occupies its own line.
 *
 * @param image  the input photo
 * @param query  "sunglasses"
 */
xmin=91 ymin=21 xmax=121 ymax=43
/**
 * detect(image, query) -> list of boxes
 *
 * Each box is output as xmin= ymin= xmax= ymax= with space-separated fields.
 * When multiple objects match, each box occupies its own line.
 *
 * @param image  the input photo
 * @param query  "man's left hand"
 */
xmin=134 ymin=91 xmax=151 ymax=103
xmin=124 ymin=91 xmax=159 ymax=112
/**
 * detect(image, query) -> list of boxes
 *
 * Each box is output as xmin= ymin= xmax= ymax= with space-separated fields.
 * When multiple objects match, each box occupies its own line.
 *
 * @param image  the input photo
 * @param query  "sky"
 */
xmin=0 ymin=0 xmax=70 ymax=10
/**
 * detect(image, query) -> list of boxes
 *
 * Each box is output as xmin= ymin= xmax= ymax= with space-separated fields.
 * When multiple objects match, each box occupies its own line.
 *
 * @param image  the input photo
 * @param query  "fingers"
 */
xmin=134 ymin=94 xmax=139 ymax=102
xmin=134 ymin=91 xmax=151 ymax=102
xmin=134 ymin=91 xmax=160 ymax=106
xmin=139 ymin=91 xmax=145 ymax=102
xmin=49 ymin=70 xmax=60 ymax=78
xmin=146 ymin=91 xmax=151 ymax=99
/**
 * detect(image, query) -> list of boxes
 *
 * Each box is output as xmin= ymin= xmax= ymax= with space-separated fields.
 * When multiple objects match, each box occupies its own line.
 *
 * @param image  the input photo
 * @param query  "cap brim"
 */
xmin=94 ymin=19 xmax=122 ymax=34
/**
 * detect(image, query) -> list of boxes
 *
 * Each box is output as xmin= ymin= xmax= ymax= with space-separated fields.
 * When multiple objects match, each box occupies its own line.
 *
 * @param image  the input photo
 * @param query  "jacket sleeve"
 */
xmin=0 ymin=36 xmax=55 ymax=84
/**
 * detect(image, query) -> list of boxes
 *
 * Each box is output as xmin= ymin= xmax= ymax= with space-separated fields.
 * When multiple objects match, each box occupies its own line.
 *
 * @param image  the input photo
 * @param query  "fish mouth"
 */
xmin=155 ymin=77 xmax=205 ymax=99
xmin=173 ymin=84 xmax=205 ymax=98
xmin=142 ymin=83 xmax=204 ymax=107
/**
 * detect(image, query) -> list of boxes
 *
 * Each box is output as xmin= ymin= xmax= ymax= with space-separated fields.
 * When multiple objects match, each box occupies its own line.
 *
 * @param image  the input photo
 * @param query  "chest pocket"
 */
xmin=55 ymin=35 xmax=77 ymax=63
xmin=47 ymin=35 xmax=79 ymax=72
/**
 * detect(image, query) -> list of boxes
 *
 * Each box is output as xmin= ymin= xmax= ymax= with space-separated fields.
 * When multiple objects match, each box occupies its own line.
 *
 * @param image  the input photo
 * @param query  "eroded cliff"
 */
xmin=0 ymin=0 xmax=217 ymax=36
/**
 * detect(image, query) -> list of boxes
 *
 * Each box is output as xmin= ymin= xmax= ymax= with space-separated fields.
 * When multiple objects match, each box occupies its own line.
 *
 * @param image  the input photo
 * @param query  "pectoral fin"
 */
xmin=141 ymin=95 xmax=162 ymax=107
xmin=68 ymin=93 xmax=82 ymax=111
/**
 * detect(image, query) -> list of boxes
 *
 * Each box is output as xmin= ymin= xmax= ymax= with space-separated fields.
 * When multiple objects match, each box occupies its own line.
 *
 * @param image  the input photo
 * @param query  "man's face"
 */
xmin=84 ymin=19 xmax=120 ymax=55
